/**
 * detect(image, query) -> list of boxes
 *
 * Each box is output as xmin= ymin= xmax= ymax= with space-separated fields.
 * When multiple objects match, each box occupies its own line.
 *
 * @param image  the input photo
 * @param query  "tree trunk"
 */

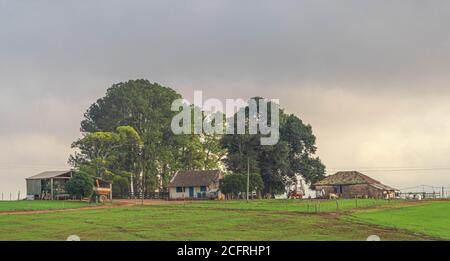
xmin=130 ymin=174 xmax=134 ymax=197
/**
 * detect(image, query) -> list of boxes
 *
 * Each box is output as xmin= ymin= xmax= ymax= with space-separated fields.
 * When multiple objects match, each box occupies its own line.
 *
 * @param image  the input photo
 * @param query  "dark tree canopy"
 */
xmin=71 ymin=80 xmax=325 ymax=198
xmin=81 ymin=80 xmax=181 ymax=134
xmin=71 ymin=80 xmax=224 ymax=195
xmin=221 ymin=98 xmax=326 ymax=196
xmin=219 ymin=172 xmax=264 ymax=198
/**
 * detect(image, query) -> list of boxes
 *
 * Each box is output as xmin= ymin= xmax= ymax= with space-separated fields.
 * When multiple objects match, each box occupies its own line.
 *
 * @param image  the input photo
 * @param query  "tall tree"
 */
xmin=221 ymin=98 xmax=325 ymax=196
xmin=112 ymin=126 xmax=143 ymax=194
xmin=70 ymin=126 xmax=143 ymax=195
xmin=69 ymin=131 xmax=121 ymax=179
xmin=78 ymin=80 xmax=183 ymax=192
xmin=74 ymin=79 xmax=225 ymax=193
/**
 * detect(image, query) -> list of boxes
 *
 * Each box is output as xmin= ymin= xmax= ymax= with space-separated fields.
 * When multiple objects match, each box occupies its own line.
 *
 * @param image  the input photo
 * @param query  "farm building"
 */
xmin=26 ymin=170 xmax=112 ymax=201
xmin=312 ymin=171 xmax=399 ymax=199
xmin=26 ymin=170 xmax=74 ymax=200
xmin=168 ymin=170 xmax=224 ymax=200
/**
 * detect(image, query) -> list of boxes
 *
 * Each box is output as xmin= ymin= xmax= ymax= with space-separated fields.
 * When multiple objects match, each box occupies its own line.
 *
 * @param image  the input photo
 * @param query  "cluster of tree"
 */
xmin=221 ymin=98 xmax=326 ymax=197
xmin=69 ymin=80 xmax=225 ymax=197
xmin=69 ymin=125 xmax=144 ymax=196
xmin=69 ymin=79 xmax=325 ymax=198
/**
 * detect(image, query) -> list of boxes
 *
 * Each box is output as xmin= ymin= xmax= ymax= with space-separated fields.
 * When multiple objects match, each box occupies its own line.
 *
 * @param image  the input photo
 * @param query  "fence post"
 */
xmin=355 ymin=197 xmax=358 ymax=208
xmin=18 ymin=190 xmax=20 ymax=201
xmin=336 ymin=200 xmax=339 ymax=211
xmin=110 ymin=184 xmax=113 ymax=203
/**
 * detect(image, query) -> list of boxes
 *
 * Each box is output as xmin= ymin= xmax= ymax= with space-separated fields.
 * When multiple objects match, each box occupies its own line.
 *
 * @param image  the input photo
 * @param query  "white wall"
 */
xmin=169 ymin=186 xmax=206 ymax=199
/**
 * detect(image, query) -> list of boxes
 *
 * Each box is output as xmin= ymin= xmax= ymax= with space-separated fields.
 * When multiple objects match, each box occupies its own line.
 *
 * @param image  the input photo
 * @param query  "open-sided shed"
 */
xmin=26 ymin=170 xmax=113 ymax=201
xmin=26 ymin=170 xmax=74 ymax=200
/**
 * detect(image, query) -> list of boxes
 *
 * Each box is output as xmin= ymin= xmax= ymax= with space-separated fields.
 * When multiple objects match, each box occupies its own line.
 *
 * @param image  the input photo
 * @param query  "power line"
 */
xmin=328 ymin=165 xmax=450 ymax=168
xmin=327 ymin=166 xmax=450 ymax=173
xmin=0 ymin=162 xmax=69 ymax=167
xmin=0 ymin=165 xmax=69 ymax=169
xmin=0 ymin=162 xmax=69 ymax=166
xmin=398 ymin=184 xmax=450 ymax=191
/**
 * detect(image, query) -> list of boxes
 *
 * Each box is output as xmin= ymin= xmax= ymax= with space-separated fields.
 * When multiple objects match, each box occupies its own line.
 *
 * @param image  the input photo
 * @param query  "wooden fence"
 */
xmin=125 ymin=192 xmax=170 ymax=200
xmin=399 ymin=192 xmax=442 ymax=199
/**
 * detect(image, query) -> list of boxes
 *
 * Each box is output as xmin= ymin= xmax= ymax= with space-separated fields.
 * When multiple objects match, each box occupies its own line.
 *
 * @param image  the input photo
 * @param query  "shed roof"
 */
xmin=370 ymin=183 xmax=399 ymax=191
xmin=313 ymin=171 xmax=381 ymax=186
xmin=26 ymin=170 xmax=73 ymax=180
xmin=168 ymin=170 xmax=223 ymax=187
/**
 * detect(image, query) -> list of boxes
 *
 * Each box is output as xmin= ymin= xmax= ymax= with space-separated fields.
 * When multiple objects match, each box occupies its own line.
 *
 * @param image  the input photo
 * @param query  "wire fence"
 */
xmin=398 ymin=185 xmax=450 ymax=199
xmin=0 ymin=191 xmax=22 ymax=201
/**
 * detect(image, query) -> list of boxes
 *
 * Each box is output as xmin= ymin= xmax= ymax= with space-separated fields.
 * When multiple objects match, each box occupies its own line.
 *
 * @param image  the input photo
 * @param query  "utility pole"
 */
xmin=246 ymin=157 xmax=250 ymax=202
xmin=141 ymin=171 xmax=144 ymax=205
xmin=140 ymin=150 xmax=144 ymax=205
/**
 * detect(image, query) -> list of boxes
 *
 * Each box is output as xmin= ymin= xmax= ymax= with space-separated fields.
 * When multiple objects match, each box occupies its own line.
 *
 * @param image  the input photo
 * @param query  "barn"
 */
xmin=26 ymin=170 xmax=112 ymax=201
xmin=26 ymin=170 xmax=74 ymax=200
xmin=312 ymin=171 xmax=399 ymax=199
xmin=168 ymin=170 xmax=224 ymax=200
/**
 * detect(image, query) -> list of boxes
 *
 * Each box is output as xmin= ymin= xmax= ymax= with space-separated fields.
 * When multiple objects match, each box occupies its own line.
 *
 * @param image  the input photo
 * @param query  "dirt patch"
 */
xmin=113 ymin=199 xmax=192 ymax=205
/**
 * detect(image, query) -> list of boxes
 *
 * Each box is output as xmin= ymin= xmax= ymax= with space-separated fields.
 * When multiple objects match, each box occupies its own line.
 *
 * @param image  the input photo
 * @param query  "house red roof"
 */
xmin=313 ymin=171 xmax=381 ymax=186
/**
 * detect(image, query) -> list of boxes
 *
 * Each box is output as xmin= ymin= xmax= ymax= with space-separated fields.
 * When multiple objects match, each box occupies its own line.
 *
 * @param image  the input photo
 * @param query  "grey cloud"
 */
xmin=1 ymin=0 xmax=450 ymax=195
xmin=2 ymin=0 xmax=450 ymax=90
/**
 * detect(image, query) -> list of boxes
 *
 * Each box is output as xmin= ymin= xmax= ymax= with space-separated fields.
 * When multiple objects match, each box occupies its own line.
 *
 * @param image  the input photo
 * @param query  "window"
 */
xmin=200 ymin=186 xmax=207 ymax=192
xmin=176 ymin=187 xmax=184 ymax=193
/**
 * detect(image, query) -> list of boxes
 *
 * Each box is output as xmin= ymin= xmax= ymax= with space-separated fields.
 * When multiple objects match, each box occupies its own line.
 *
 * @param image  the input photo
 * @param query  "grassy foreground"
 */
xmin=0 ymin=200 xmax=94 ymax=212
xmin=0 ymin=204 xmax=424 ymax=241
xmin=345 ymin=200 xmax=450 ymax=239
xmin=184 ymin=199 xmax=402 ymax=213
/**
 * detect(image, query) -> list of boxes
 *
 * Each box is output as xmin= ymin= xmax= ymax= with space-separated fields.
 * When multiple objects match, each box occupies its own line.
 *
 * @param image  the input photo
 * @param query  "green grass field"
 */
xmin=184 ymin=199 xmax=402 ymax=213
xmin=0 ymin=204 xmax=422 ymax=241
xmin=0 ymin=199 xmax=447 ymax=241
xmin=345 ymin=201 xmax=450 ymax=239
xmin=0 ymin=200 xmax=94 ymax=212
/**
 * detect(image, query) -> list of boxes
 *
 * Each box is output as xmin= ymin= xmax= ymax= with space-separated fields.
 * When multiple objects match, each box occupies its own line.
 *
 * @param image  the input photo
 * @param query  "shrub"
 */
xmin=65 ymin=171 xmax=93 ymax=199
xmin=220 ymin=173 xmax=264 ymax=198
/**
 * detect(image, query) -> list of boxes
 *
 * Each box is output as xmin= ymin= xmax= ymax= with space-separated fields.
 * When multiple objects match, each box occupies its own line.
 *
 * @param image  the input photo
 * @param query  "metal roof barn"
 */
xmin=26 ymin=170 xmax=73 ymax=200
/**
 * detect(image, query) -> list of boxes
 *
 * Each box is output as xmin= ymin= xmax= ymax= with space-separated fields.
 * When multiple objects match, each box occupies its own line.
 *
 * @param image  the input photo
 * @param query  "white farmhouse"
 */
xmin=168 ymin=170 xmax=224 ymax=200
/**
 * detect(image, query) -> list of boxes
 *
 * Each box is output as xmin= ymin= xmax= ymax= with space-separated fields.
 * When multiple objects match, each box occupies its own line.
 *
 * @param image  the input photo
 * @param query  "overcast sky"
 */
xmin=1 ymin=0 xmax=450 ymax=197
